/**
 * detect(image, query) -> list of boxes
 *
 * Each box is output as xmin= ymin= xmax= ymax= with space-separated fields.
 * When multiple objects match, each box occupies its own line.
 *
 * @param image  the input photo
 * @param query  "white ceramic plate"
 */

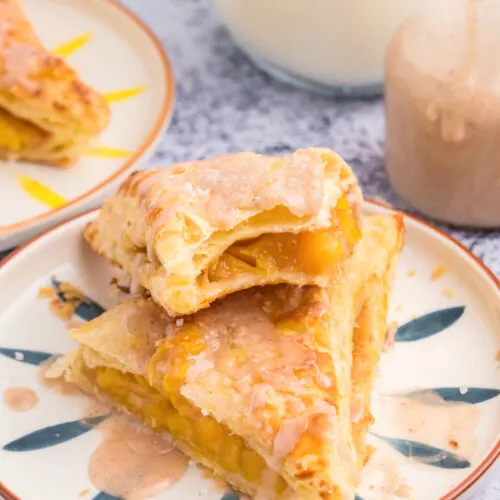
xmin=0 ymin=0 xmax=175 ymax=251
xmin=0 ymin=202 xmax=499 ymax=500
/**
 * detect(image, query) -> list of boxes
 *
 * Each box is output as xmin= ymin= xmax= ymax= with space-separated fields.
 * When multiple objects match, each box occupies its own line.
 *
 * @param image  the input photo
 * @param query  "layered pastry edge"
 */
xmin=85 ymin=148 xmax=363 ymax=315
xmin=65 ymin=287 xmax=358 ymax=500
xmin=64 ymin=214 xmax=404 ymax=499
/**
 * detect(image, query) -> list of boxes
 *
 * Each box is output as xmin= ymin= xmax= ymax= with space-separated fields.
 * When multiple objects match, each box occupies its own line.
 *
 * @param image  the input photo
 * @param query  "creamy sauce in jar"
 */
xmin=385 ymin=0 xmax=500 ymax=227
xmin=89 ymin=415 xmax=188 ymax=500
xmin=3 ymin=386 xmax=39 ymax=412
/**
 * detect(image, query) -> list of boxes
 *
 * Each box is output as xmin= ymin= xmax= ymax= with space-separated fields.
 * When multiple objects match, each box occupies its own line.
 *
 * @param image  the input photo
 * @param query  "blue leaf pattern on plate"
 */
xmin=395 ymin=306 xmax=465 ymax=342
xmin=3 ymin=415 xmax=109 ymax=452
xmin=0 ymin=282 xmax=485 ymax=495
xmin=372 ymin=434 xmax=471 ymax=469
xmin=401 ymin=387 xmax=500 ymax=404
xmin=93 ymin=492 xmax=122 ymax=500
xmin=51 ymin=277 xmax=106 ymax=321
xmin=0 ymin=347 xmax=55 ymax=365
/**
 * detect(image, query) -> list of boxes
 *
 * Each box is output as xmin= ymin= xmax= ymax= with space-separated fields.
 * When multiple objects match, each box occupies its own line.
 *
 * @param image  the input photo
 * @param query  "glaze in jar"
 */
xmin=385 ymin=0 xmax=500 ymax=227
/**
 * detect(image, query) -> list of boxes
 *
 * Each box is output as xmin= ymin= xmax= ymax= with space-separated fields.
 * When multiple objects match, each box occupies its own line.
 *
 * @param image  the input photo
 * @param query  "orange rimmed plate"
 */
xmin=0 ymin=0 xmax=175 ymax=251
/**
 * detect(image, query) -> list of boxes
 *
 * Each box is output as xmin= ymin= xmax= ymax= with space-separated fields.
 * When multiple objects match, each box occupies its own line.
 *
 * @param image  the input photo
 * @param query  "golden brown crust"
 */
xmin=64 ymin=352 xmax=293 ymax=498
xmin=68 ymin=215 xmax=404 ymax=499
xmin=350 ymin=214 xmax=404 ymax=470
xmin=85 ymin=149 xmax=362 ymax=315
xmin=0 ymin=0 xmax=110 ymax=165
xmin=68 ymin=287 xmax=358 ymax=499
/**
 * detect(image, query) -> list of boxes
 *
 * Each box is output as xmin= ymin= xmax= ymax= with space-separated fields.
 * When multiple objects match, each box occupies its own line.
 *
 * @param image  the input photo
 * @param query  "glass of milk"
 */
xmin=214 ymin=0 xmax=419 ymax=97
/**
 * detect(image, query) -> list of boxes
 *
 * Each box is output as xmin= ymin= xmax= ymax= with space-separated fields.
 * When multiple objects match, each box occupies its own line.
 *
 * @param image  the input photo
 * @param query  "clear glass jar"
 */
xmin=385 ymin=0 xmax=500 ymax=227
xmin=214 ymin=0 xmax=419 ymax=97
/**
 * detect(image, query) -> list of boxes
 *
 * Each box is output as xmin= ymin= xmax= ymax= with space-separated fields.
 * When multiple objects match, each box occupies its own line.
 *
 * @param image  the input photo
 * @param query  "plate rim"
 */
xmin=0 ymin=0 xmax=176 ymax=235
xmin=0 ymin=200 xmax=498 ymax=500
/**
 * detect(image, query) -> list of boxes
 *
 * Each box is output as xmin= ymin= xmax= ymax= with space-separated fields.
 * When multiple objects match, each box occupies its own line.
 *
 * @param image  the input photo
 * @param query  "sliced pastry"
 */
xmin=84 ymin=148 xmax=362 ymax=316
xmin=0 ymin=0 xmax=110 ymax=166
xmin=348 ymin=215 xmax=404 ymax=470
xmin=65 ymin=214 xmax=402 ymax=499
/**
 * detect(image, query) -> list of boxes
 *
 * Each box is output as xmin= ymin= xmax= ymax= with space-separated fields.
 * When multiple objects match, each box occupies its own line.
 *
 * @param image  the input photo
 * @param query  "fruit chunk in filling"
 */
xmin=0 ymin=107 xmax=47 ymax=152
xmin=205 ymin=196 xmax=360 ymax=282
xmin=95 ymin=367 xmax=288 ymax=493
xmin=73 ymin=284 xmax=346 ymax=496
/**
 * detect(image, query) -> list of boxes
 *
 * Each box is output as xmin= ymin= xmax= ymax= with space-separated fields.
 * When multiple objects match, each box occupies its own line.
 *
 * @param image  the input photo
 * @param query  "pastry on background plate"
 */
xmin=0 ymin=0 xmax=110 ymax=166
xmin=84 ymin=148 xmax=362 ymax=316
xmin=65 ymin=214 xmax=403 ymax=499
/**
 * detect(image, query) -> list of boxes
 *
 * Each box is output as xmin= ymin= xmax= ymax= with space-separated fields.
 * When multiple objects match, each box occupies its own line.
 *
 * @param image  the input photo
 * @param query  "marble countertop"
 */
xmin=120 ymin=0 xmax=500 ymax=277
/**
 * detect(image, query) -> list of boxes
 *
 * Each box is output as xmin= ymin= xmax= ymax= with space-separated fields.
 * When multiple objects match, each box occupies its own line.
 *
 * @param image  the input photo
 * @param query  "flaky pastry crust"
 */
xmin=66 ymin=215 xmax=404 ymax=499
xmin=85 ymin=148 xmax=362 ymax=315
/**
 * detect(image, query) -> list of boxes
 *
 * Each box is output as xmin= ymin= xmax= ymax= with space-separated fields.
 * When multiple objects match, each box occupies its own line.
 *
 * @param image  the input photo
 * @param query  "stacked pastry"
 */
xmin=64 ymin=148 xmax=404 ymax=499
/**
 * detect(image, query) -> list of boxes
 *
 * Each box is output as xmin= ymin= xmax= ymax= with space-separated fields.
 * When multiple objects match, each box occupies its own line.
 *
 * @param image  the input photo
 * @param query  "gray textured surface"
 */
xmin=124 ymin=0 xmax=499 ymax=277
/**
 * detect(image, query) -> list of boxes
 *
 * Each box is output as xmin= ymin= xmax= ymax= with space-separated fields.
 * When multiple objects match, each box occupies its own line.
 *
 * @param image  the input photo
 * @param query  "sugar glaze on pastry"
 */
xmin=85 ymin=148 xmax=362 ymax=315
xmin=66 ymin=215 xmax=404 ymax=499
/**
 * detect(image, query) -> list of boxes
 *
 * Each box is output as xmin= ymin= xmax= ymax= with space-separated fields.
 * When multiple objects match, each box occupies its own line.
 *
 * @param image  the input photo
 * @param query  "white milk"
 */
xmin=214 ymin=0 xmax=419 ymax=92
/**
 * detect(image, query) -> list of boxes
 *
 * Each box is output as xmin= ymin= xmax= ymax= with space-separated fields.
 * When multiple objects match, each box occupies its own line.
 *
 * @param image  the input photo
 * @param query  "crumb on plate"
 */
xmin=40 ymin=279 xmax=91 ymax=320
xmin=58 ymin=281 xmax=90 ymax=303
xmin=49 ymin=297 xmax=75 ymax=321
xmin=431 ymin=263 xmax=447 ymax=281
xmin=383 ymin=320 xmax=399 ymax=351
xmin=37 ymin=287 xmax=56 ymax=298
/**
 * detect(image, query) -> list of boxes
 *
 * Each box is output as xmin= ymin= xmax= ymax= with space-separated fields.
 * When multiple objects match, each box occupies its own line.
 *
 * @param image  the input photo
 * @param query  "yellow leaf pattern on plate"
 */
xmin=16 ymin=175 xmax=67 ymax=209
xmin=52 ymin=33 xmax=92 ymax=57
xmin=11 ymin=31 xmax=146 ymax=222
xmin=85 ymin=147 xmax=132 ymax=158
xmin=104 ymin=86 xmax=146 ymax=103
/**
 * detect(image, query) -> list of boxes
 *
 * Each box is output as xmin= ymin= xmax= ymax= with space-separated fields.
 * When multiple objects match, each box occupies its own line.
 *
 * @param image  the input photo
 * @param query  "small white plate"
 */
xmin=0 ymin=202 xmax=498 ymax=500
xmin=0 ymin=0 xmax=175 ymax=251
